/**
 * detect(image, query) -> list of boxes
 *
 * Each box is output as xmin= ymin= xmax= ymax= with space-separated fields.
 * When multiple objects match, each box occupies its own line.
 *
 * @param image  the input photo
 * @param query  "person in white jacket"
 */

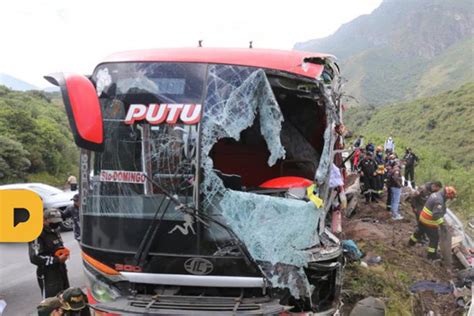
xmin=384 ymin=136 xmax=395 ymax=154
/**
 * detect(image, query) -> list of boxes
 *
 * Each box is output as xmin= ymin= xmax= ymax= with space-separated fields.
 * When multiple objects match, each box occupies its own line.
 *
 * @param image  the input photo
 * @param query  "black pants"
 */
xmin=375 ymin=174 xmax=384 ymax=192
xmin=404 ymin=165 xmax=415 ymax=186
xmin=37 ymin=264 xmax=70 ymax=299
xmin=411 ymin=224 xmax=439 ymax=254
xmin=386 ymin=185 xmax=392 ymax=209
xmin=362 ymin=175 xmax=377 ymax=202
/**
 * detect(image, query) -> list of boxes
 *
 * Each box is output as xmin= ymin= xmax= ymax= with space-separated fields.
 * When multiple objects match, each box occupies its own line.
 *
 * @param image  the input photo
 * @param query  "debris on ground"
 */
xmin=349 ymin=296 xmax=385 ymax=316
xmin=340 ymin=184 xmax=468 ymax=315
xmin=409 ymin=281 xmax=453 ymax=295
xmin=344 ymin=220 xmax=386 ymax=241
xmin=342 ymin=240 xmax=363 ymax=261
xmin=366 ymin=256 xmax=382 ymax=266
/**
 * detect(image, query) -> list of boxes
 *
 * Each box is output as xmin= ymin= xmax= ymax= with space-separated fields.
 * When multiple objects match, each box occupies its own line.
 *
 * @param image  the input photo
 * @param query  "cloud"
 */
xmin=0 ymin=0 xmax=382 ymax=87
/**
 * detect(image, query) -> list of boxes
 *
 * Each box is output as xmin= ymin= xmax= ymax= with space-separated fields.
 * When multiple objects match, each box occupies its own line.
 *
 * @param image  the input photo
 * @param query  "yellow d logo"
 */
xmin=0 ymin=190 xmax=43 ymax=242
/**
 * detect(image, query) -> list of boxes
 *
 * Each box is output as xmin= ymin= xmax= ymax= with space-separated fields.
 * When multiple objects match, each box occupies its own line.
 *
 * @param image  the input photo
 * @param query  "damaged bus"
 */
xmin=46 ymin=48 xmax=346 ymax=315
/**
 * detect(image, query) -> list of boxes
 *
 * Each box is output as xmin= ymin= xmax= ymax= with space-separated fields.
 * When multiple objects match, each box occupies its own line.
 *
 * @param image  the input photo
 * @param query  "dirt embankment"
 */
xmin=340 ymin=191 xmax=463 ymax=315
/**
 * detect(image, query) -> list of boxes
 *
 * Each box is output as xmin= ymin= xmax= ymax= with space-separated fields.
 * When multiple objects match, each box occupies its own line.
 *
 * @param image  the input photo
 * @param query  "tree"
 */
xmin=0 ymin=136 xmax=31 ymax=182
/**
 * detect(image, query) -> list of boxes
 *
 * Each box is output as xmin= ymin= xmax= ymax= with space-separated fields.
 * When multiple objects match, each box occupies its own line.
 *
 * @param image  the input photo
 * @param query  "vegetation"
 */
xmin=295 ymin=0 xmax=474 ymax=105
xmin=0 ymin=85 xmax=78 ymax=186
xmin=343 ymin=238 xmax=459 ymax=315
xmin=344 ymin=82 xmax=474 ymax=220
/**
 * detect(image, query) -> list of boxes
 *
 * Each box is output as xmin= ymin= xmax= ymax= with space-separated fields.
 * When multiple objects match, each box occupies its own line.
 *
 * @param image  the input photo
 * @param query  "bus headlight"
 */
xmin=90 ymin=279 xmax=120 ymax=303
xmin=83 ymin=263 xmax=120 ymax=303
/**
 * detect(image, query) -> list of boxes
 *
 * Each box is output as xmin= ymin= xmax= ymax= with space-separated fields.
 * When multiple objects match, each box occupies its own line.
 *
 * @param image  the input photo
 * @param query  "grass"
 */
xmin=344 ymin=82 xmax=474 ymax=221
xmin=343 ymin=262 xmax=415 ymax=315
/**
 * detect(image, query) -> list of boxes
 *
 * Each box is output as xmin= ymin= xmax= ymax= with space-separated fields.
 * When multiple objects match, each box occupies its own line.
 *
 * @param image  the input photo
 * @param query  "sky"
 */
xmin=0 ymin=0 xmax=382 ymax=88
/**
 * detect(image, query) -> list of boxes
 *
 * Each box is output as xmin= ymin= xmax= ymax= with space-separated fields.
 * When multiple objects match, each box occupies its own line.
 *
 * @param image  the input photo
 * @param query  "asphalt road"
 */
xmin=0 ymin=231 xmax=84 ymax=316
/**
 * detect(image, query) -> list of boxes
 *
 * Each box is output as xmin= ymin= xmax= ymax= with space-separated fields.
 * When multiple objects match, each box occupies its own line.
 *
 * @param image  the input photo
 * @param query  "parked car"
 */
xmin=0 ymin=183 xmax=76 ymax=231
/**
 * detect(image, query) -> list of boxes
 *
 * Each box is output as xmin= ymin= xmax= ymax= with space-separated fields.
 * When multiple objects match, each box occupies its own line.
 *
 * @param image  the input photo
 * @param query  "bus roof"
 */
xmin=101 ymin=48 xmax=335 ymax=79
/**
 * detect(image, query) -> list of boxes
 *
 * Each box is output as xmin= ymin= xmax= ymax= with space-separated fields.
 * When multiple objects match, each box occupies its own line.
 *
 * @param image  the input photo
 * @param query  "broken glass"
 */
xmin=219 ymin=190 xmax=321 ymax=297
xmin=200 ymin=65 xmax=286 ymax=208
xmin=86 ymin=61 xmax=341 ymax=298
xmin=200 ymin=65 xmax=324 ymax=297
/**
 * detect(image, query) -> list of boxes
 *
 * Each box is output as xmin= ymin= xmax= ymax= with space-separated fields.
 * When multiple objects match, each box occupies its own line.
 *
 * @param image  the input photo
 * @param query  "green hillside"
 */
xmin=0 ymin=86 xmax=78 ymax=185
xmin=295 ymin=0 xmax=474 ymax=105
xmin=416 ymin=38 xmax=474 ymax=98
xmin=345 ymin=82 xmax=474 ymax=219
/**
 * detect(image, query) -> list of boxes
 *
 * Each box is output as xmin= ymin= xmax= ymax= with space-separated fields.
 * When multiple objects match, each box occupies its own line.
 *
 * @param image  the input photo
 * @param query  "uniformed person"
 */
xmin=358 ymin=151 xmax=378 ymax=203
xmin=59 ymin=287 xmax=91 ymax=316
xmin=29 ymin=209 xmax=70 ymax=298
xmin=410 ymin=181 xmax=442 ymax=216
xmin=408 ymin=186 xmax=457 ymax=259
xmin=37 ymin=297 xmax=64 ymax=316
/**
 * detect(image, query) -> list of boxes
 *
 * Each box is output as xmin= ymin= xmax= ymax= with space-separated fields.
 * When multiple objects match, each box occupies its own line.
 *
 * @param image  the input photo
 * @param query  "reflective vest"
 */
xmin=419 ymin=191 xmax=446 ymax=228
xmin=419 ymin=206 xmax=444 ymax=228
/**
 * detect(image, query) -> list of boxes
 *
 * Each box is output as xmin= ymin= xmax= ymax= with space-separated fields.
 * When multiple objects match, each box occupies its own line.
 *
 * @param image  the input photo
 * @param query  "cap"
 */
xmin=71 ymin=194 xmax=79 ymax=202
xmin=44 ymin=209 xmax=63 ymax=223
xmin=61 ymin=288 xmax=87 ymax=311
xmin=37 ymin=297 xmax=63 ymax=315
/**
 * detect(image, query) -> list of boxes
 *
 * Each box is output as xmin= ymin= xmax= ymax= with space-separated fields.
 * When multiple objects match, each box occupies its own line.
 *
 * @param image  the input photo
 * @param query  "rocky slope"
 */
xmin=295 ymin=0 xmax=474 ymax=105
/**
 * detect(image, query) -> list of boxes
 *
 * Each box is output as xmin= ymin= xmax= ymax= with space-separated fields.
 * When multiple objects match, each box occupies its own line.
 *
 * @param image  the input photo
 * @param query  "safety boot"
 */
xmin=427 ymin=252 xmax=441 ymax=260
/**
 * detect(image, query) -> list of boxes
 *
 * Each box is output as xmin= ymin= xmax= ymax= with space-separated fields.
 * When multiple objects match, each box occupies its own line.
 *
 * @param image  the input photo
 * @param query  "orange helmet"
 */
xmin=376 ymin=146 xmax=383 ymax=152
xmin=445 ymin=186 xmax=457 ymax=199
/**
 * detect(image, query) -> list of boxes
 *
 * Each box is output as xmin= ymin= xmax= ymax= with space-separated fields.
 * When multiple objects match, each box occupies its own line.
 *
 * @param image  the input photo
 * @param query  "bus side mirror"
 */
xmin=44 ymin=73 xmax=104 ymax=152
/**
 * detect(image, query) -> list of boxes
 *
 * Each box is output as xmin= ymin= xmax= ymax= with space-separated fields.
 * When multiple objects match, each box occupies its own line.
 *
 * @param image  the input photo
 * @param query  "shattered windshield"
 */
xmin=86 ymin=61 xmax=335 ymax=298
xmin=87 ymin=63 xmax=206 ymax=217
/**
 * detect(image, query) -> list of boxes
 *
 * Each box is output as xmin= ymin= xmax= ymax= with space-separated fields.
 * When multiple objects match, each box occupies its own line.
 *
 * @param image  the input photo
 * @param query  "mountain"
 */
xmin=43 ymin=86 xmax=60 ymax=93
xmin=344 ymin=82 xmax=474 ymax=218
xmin=0 ymin=73 xmax=37 ymax=91
xmin=295 ymin=0 xmax=474 ymax=106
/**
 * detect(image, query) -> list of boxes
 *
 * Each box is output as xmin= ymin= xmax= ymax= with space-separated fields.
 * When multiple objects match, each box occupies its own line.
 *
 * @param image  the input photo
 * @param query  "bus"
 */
xmin=47 ymin=47 xmax=346 ymax=315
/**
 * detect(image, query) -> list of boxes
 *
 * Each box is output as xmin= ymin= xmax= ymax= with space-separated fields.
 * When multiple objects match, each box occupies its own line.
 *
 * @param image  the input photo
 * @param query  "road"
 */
xmin=0 ymin=231 xmax=84 ymax=316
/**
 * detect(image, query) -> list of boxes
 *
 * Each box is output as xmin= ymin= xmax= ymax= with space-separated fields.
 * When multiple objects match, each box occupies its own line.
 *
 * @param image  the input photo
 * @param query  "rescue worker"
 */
xmin=388 ymin=162 xmax=403 ymax=220
xmin=29 ymin=209 xmax=70 ymax=299
xmin=358 ymin=151 xmax=378 ymax=203
xmin=402 ymin=147 xmax=419 ymax=187
xmin=410 ymin=181 xmax=442 ymax=216
xmin=374 ymin=146 xmax=385 ymax=194
xmin=408 ymin=186 xmax=457 ymax=260
xmin=37 ymin=297 xmax=64 ymax=316
xmin=408 ymin=181 xmax=443 ymax=243
xmin=59 ymin=287 xmax=90 ymax=316
xmin=62 ymin=194 xmax=81 ymax=242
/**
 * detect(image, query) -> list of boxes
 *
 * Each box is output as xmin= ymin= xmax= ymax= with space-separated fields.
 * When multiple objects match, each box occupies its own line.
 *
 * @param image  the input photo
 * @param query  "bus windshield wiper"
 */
xmin=133 ymin=195 xmax=172 ymax=268
xmin=138 ymin=173 xmax=268 ymax=281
